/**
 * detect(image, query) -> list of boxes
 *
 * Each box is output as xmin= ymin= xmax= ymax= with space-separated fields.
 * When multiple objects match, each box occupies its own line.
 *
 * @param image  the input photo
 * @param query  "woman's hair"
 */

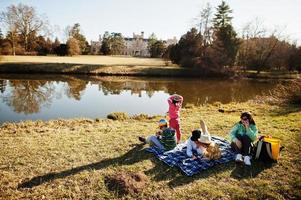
xmin=240 ymin=112 xmax=256 ymax=125
xmin=191 ymin=129 xmax=202 ymax=141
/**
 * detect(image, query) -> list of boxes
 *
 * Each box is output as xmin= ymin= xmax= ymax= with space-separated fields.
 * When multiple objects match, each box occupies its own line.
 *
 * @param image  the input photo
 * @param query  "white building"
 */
xmin=90 ymin=35 xmax=102 ymax=55
xmin=90 ymin=32 xmax=177 ymax=57
xmin=123 ymin=32 xmax=150 ymax=57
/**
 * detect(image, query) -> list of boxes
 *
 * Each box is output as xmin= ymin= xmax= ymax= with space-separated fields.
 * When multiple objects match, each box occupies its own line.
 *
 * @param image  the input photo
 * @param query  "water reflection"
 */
xmin=0 ymin=80 xmax=6 ymax=93
xmin=3 ymin=80 xmax=55 ymax=114
xmin=64 ymin=78 xmax=87 ymax=100
xmin=96 ymin=77 xmax=276 ymax=105
xmin=0 ymin=74 xmax=278 ymax=123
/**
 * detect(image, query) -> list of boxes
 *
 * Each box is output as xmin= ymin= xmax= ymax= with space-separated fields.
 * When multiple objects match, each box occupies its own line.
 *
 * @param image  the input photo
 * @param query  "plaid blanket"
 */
xmin=145 ymin=136 xmax=236 ymax=176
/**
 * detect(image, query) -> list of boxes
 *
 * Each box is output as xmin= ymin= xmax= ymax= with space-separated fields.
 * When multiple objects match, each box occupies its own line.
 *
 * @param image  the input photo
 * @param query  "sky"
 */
xmin=0 ymin=0 xmax=300 ymax=45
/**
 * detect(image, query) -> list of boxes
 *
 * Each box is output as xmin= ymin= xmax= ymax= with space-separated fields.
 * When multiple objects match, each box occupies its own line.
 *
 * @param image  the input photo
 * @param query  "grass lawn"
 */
xmin=0 ymin=55 xmax=200 ymax=77
xmin=0 ymin=101 xmax=300 ymax=199
xmin=1 ymin=56 xmax=299 ymax=79
xmin=0 ymin=55 xmax=166 ymax=66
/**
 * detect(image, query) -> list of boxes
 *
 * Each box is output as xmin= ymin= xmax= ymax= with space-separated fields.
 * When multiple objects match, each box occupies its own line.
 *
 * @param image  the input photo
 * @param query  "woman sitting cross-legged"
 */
xmin=229 ymin=112 xmax=258 ymax=166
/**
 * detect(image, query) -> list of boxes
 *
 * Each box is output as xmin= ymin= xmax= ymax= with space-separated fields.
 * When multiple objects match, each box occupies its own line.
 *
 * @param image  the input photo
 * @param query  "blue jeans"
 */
xmin=146 ymin=135 xmax=165 ymax=151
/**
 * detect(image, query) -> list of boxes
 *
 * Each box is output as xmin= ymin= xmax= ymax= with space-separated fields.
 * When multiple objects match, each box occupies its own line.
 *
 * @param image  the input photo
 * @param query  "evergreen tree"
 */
xmin=110 ymin=32 xmax=125 ymax=55
xmin=149 ymin=40 xmax=166 ymax=58
xmin=100 ymin=31 xmax=111 ymax=55
xmin=213 ymin=1 xmax=233 ymax=28
xmin=212 ymin=1 xmax=240 ymax=67
xmin=147 ymin=33 xmax=157 ymax=53
xmin=52 ymin=37 xmax=60 ymax=54
xmin=100 ymin=32 xmax=125 ymax=55
xmin=169 ymin=28 xmax=203 ymax=67
xmin=35 ymin=36 xmax=51 ymax=55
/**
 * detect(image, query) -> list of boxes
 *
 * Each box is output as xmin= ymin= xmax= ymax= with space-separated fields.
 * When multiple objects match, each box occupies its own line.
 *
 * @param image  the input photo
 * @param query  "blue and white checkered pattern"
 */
xmin=145 ymin=136 xmax=236 ymax=176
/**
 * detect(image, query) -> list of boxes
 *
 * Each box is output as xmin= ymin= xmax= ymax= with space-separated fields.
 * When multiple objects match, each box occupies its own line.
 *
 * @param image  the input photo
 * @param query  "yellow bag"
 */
xmin=263 ymin=137 xmax=281 ymax=160
xmin=255 ymin=136 xmax=282 ymax=161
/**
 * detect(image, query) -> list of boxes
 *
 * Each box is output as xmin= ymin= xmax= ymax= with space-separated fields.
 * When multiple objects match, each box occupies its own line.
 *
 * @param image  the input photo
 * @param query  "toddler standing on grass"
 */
xmin=168 ymin=94 xmax=183 ymax=143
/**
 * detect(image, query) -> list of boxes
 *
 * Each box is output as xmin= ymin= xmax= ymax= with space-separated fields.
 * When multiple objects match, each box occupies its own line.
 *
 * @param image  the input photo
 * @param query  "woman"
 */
xmin=229 ymin=112 xmax=258 ymax=166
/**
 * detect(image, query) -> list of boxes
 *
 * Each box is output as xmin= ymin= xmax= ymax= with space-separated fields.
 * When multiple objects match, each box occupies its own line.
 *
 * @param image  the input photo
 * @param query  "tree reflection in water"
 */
xmin=0 ymin=75 xmax=277 ymax=117
xmin=0 ymin=80 xmax=6 ymax=94
xmin=64 ymin=79 xmax=87 ymax=100
xmin=97 ymin=78 xmax=276 ymax=105
xmin=3 ymin=80 xmax=55 ymax=114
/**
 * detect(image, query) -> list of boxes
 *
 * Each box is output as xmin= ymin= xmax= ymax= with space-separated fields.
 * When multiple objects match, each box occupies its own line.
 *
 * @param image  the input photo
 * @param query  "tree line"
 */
xmin=0 ymin=3 xmax=90 ymax=56
xmin=167 ymin=1 xmax=301 ymax=73
xmin=0 ymin=2 xmax=300 ymax=73
xmin=0 ymin=3 xmax=166 ymax=58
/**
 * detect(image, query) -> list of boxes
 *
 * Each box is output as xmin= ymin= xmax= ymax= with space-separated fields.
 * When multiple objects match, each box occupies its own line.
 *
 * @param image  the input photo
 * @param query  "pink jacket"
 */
xmin=168 ymin=95 xmax=183 ymax=119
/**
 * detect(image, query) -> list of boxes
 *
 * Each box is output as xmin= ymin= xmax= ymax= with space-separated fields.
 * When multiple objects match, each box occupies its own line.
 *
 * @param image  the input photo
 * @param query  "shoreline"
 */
xmin=0 ymin=62 xmax=211 ymax=78
xmin=0 ymin=56 xmax=299 ymax=79
xmin=0 ymin=62 xmax=299 ymax=79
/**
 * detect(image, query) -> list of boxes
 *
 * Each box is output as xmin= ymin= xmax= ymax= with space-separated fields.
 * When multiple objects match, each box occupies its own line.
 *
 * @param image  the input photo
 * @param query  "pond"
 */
xmin=0 ymin=74 xmax=279 ymax=124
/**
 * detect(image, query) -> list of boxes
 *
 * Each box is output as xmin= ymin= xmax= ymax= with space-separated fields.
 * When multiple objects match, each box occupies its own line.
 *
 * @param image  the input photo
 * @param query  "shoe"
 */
xmin=244 ymin=156 xmax=251 ymax=166
xmin=138 ymin=136 xmax=146 ymax=144
xmin=235 ymin=154 xmax=243 ymax=163
xmin=200 ymin=119 xmax=209 ymax=134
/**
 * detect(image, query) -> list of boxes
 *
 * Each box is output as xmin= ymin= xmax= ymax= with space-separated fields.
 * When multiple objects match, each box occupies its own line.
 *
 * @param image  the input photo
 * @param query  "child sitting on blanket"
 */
xmin=138 ymin=119 xmax=177 ymax=151
xmin=186 ymin=120 xmax=221 ymax=160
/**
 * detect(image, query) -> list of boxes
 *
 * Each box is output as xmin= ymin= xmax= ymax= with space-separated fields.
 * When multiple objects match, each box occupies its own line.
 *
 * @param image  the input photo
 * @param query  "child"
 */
xmin=186 ymin=129 xmax=205 ymax=159
xmin=186 ymin=120 xmax=221 ymax=160
xmin=138 ymin=119 xmax=176 ymax=151
xmin=229 ymin=112 xmax=258 ymax=166
xmin=168 ymin=94 xmax=183 ymax=143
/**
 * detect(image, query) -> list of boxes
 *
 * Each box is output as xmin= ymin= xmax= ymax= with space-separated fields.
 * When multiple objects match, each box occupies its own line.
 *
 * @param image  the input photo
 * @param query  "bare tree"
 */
xmin=0 ymin=8 xmax=18 ymax=55
xmin=195 ymin=3 xmax=213 ymax=46
xmin=0 ymin=3 xmax=48 ymax=52
xmin=237 ymin=18 xmax=286 ymax=73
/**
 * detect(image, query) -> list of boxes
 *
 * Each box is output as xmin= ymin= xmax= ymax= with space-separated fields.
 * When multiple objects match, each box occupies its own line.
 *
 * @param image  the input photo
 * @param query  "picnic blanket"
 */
xmin=145 ymin=136 xmax=236 ymax=176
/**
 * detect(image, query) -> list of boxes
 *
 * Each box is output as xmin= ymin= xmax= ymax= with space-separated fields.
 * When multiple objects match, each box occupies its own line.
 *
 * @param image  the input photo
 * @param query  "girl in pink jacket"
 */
xmin=168 ymin=94 xmax=183 ymax=143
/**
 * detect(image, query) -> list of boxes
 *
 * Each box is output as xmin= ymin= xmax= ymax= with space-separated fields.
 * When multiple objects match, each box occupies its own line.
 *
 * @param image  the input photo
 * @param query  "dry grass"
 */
xmin=0 ymin=55 xmax=165 ymax=66
xmin=104 ymin=171 xmax=148 ymax=197
xmin=266 ymin=79 xmax=301 ymax=105
xmin=0 ymin=102 xmax=300 ymax=199
xmin=0 ymin=56 xmax=201 ymax=77
xmin=107 ymin=112 xmax=129 ymax=120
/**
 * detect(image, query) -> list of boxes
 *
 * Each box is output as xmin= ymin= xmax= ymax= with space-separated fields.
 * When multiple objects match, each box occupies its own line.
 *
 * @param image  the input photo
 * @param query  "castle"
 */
xmin=123 ymin=32 xmax=149 ymax=57
xmin=90 ymin=32 xmax=177 ymax=57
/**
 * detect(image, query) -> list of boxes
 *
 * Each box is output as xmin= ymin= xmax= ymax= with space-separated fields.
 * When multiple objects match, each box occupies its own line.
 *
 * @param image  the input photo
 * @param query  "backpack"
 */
xmin=253 ymin=136 xmax=282 ymax=162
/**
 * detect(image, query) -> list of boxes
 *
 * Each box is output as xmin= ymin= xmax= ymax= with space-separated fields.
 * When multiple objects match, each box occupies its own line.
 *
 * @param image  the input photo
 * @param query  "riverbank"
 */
xmin=0 ymin=55 xmax=200 ymax=77
xmin=0 ymin=62 xmax=205 ymax=77
xmin=1 ymin=56 xmax=299 ymax=79
xmin=1 ymin=102 xmax=300 ymax=199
